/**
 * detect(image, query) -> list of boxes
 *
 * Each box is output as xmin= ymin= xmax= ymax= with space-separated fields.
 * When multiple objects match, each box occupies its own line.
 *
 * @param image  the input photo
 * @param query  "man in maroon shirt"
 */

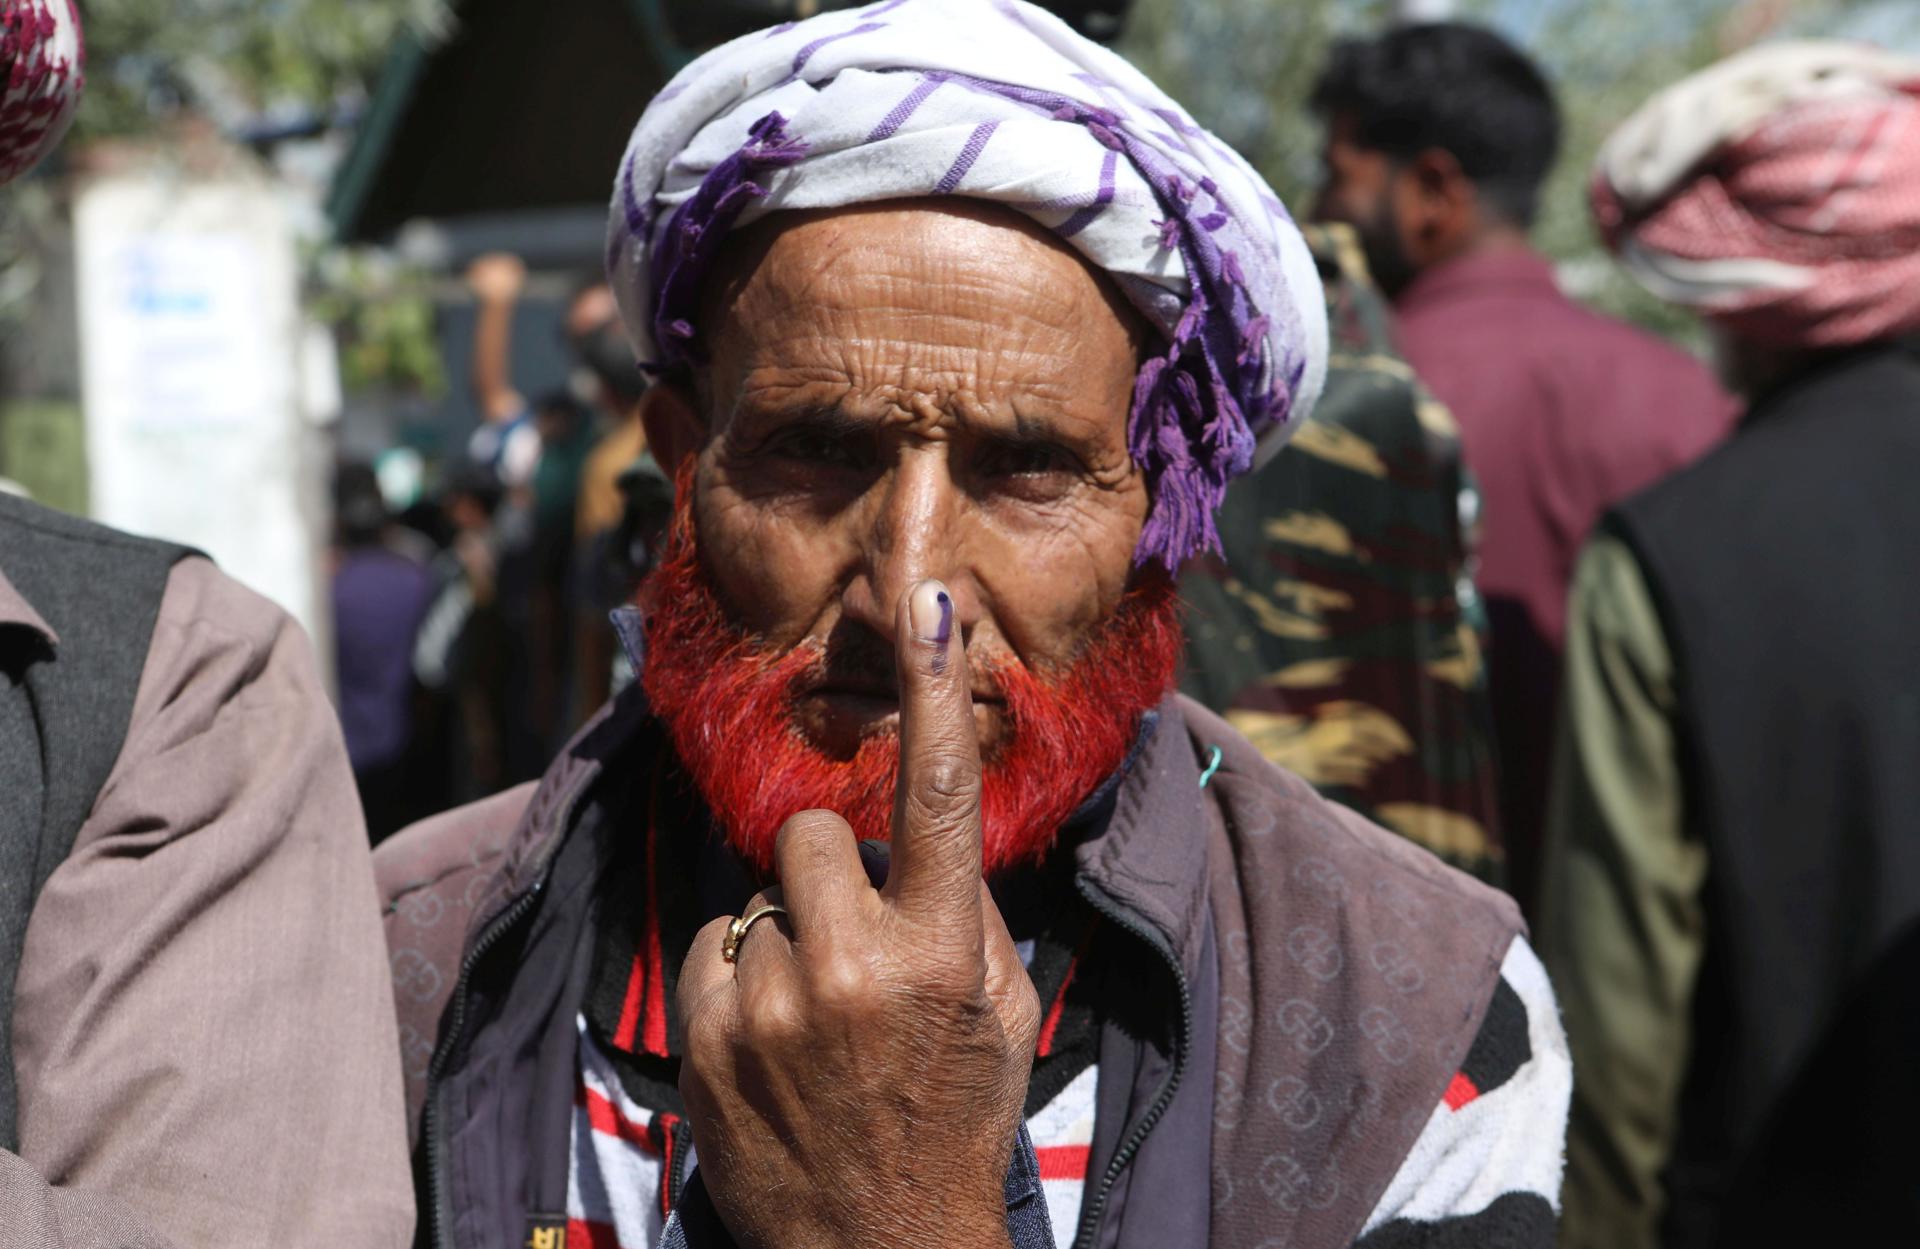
xmin=1309 ymin=22 xmax=1734 ymax=914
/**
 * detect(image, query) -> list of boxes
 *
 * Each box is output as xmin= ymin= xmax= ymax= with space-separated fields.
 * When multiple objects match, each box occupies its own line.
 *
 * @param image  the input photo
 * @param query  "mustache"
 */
xmin=793 ymin=616 xmax=1011 ymax=705
xmin=638 ymin=463 xmax=1185 ymax=875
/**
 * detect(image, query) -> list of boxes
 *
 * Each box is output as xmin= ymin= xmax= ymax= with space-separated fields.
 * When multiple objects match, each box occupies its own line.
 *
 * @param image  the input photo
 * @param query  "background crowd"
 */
xmin=329 ymin=252 xmax=669 ymax=838
xmin=6 ymin=0 xmax=1920 ymax=1246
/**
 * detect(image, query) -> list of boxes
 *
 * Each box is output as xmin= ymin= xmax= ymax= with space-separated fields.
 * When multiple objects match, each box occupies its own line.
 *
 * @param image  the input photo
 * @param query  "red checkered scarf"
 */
xmin=1 ymin=0 xmax=82 ymax=186
xmin=1591 ymin=40 xmax=1920 ymax=349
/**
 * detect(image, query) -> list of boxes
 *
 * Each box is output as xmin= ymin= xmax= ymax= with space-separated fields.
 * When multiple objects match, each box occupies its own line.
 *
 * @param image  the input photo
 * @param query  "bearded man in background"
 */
xmin=378 ymin=4 xmax=1568 ymax=1247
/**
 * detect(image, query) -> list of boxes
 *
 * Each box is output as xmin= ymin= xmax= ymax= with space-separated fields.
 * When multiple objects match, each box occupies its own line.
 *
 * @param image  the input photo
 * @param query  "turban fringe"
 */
xmin=608 ymin=0 xmax=1327 ymax=572
xmin=1592 ymin=40 xmax=1920 ymax=349
xmin=0 ymin=0 xmax=83 ymax=186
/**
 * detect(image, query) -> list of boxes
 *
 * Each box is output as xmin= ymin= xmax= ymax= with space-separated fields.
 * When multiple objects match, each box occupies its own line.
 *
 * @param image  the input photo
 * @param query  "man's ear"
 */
xmin=1406 ymin=147 xmax=1478 ymax=261
xmin=640 ymin=377 xmax=707 ymax=476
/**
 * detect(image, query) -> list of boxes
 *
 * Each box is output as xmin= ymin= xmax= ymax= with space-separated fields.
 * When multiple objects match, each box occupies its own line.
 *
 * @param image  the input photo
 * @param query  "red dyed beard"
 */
xmin=639 ymin=490 xmax=1183 ymax=876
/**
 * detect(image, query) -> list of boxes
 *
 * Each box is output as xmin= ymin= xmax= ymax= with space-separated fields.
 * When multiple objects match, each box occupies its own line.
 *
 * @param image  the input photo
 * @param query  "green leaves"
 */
xmin=72 ymin=0 xmax=451 ymax=141
xmin=1117 ymin=0 xmax=1911 ymax=338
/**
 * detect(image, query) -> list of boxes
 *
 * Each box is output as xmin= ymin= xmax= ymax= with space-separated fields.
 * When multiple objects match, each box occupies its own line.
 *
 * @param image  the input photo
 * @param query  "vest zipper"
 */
xmin=420 ymin=878 xmax=544 ymax=1249
xmin=668 ymin=1114 xmax=694 ymax=1213
xmin=421 ymin=762 xmax=604 ymax=1249
xmin=1070 ymin=876 xmax=1192 ymax=1249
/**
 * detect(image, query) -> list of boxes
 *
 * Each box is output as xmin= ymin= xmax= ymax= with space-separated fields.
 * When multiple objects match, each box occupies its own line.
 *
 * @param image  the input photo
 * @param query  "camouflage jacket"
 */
xmin=1180 ymin=224 xmax=1504 ymax=884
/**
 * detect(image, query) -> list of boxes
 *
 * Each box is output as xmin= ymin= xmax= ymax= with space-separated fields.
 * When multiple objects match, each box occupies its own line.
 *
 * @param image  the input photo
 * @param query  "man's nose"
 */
xmin=844 ymin=449 xmax=977 ymax=644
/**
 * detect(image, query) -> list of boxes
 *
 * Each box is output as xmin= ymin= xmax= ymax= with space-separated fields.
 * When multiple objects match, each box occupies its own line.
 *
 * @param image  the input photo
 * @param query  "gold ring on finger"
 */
xmin=721 ymin=902 xmax=790 ymax=964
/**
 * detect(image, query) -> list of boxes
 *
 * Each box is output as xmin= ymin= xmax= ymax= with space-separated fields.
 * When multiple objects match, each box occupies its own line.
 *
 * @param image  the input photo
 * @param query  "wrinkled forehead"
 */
xmin=692 ymin=200 xmax=1150 ymax=424
xmin=702 ymin=199 xmax=1145 ymax=338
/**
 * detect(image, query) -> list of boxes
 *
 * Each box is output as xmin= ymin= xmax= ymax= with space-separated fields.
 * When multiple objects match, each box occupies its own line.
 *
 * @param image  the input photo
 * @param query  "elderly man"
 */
xmin=379 ymin=5 xmax=1567 ymax=1247
xmin=1545 ymin=41 xmax=1920 ymax=1249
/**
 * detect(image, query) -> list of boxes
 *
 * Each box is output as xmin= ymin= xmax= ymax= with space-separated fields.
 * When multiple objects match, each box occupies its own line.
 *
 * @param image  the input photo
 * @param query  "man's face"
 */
xmin=1313 ymin=113 xmax=1419 ymax=298
xmin=638 ymin=202 xmax=1181 ymax=871
xmin=684 ymin=202 xmax=1152 ymax=758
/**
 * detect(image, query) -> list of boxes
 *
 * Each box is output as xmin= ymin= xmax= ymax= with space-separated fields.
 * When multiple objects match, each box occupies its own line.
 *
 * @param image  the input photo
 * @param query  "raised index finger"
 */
xmin=884 ymin=578 xmax=986 ymax=928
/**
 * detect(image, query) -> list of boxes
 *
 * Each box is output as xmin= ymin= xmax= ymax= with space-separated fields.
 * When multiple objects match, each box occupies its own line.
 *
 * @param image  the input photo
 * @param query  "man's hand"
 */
xmin=465 ymin=252 xmax=526 ymax=304
xmin=466 ymin=253 xmax=526 ymax=423
xmin=677 ymin=580 xmax=1041 ymax=1249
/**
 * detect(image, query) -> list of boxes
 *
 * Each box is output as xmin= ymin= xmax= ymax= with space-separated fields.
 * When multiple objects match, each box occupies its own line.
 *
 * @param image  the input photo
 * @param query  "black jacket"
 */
xmin=1610 ymin=344 xmax=1920 ymax=1246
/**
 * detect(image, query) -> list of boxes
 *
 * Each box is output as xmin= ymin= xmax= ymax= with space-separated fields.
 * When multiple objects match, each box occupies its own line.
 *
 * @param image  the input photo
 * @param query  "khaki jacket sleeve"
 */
xmin=1540 ymin=534 xmax=1707 ymax=1249
xmin=4 ymin=558 xmax=415 ymax=1248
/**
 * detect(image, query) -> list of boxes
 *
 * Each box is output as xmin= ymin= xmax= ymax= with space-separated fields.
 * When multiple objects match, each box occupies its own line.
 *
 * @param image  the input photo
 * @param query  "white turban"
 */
xmin=605 ymin=0 xmax=1326 ymax=569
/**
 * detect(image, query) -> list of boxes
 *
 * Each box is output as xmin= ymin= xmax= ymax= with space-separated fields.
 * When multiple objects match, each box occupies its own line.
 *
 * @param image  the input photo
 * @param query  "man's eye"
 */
xmin=978 ymin=443 xmax=1073 ymax=478
xmin=769 ymin=430 xmax=865 ymax=467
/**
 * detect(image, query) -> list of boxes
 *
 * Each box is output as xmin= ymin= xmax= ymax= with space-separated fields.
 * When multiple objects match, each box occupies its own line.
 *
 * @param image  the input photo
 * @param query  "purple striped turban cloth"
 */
xmin=0 ymin=0 xmax=82 ymax=186
xmin=606 ymin=0 xmax=1327 ymax=571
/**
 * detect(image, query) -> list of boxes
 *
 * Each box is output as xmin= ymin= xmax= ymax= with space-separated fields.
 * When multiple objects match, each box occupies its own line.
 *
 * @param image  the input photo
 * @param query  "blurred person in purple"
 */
xmin=331 ymin=461 xmax=438 ymax=840
xmin=1309 ymin=22 xmax=1735 ymax=913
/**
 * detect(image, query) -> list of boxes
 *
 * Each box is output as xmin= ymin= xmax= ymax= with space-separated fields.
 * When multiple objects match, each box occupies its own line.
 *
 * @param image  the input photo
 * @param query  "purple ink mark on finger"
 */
xmin=930 ymin=590 xmax=952 ymax=673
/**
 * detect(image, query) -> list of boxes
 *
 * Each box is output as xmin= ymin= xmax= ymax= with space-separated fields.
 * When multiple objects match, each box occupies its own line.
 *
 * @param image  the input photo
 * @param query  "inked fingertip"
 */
xmin=909 ymin=579 xmax=953 ymax=647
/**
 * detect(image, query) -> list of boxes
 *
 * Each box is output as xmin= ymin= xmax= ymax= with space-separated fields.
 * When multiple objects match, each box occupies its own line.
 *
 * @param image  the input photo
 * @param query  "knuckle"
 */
xmin=901 ymin=955 xmax=982 ymax=1006
xmin=1009 ymin=982 xmax=1043 ymax=1048
xmin=914 ymin=749 xmax=981 ymax=805
xmin=808 ymin=952 xmax=875 ymax=1017
xmin=741 ymin=985 xmax=807 ymax=1051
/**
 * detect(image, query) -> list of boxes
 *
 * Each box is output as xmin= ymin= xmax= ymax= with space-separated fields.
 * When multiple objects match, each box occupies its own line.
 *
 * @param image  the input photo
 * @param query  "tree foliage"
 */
xmin=1119 ymin=0 xmax=1915 ymax=337
xmin=72 ymin=0 xmax=448 ymax=140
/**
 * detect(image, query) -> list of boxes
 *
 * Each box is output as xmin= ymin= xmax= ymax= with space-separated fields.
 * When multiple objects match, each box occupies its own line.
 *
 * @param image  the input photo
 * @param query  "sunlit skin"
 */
xmin=640 ymin=199 xmax=1153 ymax=759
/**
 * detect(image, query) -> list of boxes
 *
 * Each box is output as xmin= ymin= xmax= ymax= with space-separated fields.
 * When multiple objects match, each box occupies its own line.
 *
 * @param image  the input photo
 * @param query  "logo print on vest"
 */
xmin=1292 ymin=856 xmax=1351 ymax=904
xmin=1267 ymin=1075 xmax=1323 ymax=1132
xmin=1219 ymin=992 xmax=1253 ymax=1055
xmin=391 ymin=948 xmax=445 ymax=1005
xmin=1286 ymin=925 xmax=1343 ymax=982
xmin=1359 ymin=1005 xmax=1414 ymax=1065
xmin=1257 ymin=1151 xmax=1340 ymax=1212
xmin=1214 ymin=1068 xmax=1246 ymax=1130
xmin=1367 ymin=939 xmax=1427 ymax=995
xmin=1276 ymin=998 xmax=1335 ymax=1055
